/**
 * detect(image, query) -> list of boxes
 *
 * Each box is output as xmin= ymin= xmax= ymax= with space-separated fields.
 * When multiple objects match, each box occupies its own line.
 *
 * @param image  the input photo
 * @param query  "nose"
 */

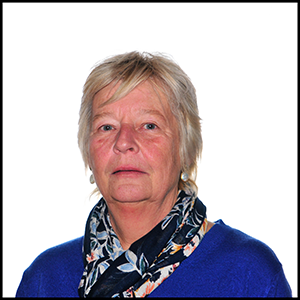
xmin=113 ymin=124 xmax=139 ymax=154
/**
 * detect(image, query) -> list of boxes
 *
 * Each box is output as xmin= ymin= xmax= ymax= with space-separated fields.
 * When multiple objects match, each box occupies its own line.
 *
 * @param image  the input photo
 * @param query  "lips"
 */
xmin=112 ymin=166 xmax=146 ymax=175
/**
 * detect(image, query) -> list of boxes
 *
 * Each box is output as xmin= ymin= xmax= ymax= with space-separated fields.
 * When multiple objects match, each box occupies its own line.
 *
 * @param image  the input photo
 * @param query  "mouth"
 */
xmin=112 ymin=167 xmax=146 ymax=175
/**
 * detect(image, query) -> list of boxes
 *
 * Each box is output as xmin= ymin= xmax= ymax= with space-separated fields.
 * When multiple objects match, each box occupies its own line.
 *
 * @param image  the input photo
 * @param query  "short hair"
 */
xmin=78 ymin=51 xmax=202 ymax=194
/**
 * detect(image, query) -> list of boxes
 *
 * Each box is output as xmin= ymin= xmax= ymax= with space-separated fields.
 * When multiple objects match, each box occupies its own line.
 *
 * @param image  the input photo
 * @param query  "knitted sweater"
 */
xmin=16 ymin=220 xmax=292 ymax=297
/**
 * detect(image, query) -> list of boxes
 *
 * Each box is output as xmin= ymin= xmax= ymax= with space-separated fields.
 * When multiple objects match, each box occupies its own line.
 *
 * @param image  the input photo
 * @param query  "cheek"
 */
xmin=89 ymin=136 xmax=112 ymax=170
xmin=144 ymin=137 xmax=180 ymax=170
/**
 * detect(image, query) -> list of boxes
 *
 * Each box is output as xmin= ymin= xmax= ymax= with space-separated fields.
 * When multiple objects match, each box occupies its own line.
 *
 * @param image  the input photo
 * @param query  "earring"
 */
xmin=90 ymin=174 xmax=95 ymax=184
xmin=181 ymin=172 xmax=189 ymax=182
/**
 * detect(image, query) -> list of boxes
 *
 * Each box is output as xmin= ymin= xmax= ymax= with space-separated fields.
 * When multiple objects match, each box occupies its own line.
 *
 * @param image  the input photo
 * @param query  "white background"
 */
xmin=3 ymin=3 xmax=297 ymax=297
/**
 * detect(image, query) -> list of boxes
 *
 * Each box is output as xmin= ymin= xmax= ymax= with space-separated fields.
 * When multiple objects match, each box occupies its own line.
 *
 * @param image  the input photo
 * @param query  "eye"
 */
xmin=100 ymin=124 xmax=113 ymax=131
xmin=144 ymin=123 xmax=157 ymax=130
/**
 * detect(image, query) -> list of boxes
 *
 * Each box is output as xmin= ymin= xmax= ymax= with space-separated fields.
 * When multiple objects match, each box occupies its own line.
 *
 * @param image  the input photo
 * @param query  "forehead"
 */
xmin=92 ymin=80 xmax=173 ymax=115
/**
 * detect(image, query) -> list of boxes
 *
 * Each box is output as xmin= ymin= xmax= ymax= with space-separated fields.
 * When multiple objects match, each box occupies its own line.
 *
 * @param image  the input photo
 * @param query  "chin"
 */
xmin=110 ymin=185 xmax=151 ymax=203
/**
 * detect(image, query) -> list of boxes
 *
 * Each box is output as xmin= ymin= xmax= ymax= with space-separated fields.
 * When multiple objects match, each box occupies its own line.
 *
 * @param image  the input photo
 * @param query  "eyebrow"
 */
xmin=138 ymin=109 xmax=167 ymax=121
xmin=92 ymin=112 xmax=114 ymax=123
xmin=92 ymin=109 xmax=167 ymax=123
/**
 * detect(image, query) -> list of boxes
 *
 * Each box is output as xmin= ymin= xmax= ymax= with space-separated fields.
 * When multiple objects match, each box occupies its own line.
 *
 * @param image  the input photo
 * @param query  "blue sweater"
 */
xmin=16 ymin=220 xmax=292 ymax=297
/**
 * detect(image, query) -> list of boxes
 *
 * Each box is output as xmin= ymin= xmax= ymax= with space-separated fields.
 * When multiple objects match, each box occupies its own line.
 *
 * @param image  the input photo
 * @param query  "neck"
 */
xmin=107 ymin=191 xmax=178 ymax=250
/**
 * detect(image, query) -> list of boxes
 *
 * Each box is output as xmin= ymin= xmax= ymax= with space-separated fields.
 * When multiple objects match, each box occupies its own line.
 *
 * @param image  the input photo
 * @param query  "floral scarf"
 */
xmin=78 ymin=190 xmax=207 ymax=297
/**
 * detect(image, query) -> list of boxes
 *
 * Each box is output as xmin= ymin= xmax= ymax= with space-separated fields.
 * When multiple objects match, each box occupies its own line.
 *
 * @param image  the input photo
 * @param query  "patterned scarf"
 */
xmin=78 ymin=190 xmax=207 ymax=297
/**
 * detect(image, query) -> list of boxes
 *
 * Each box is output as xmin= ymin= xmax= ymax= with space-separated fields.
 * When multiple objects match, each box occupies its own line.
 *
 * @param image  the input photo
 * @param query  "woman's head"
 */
xmin=78 ymin=51 xmax=202 ymax=194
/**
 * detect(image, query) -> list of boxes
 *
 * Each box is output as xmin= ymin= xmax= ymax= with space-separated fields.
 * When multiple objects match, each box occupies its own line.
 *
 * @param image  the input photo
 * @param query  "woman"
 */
xmin=16 ymin=51 xmax=292 ymax=297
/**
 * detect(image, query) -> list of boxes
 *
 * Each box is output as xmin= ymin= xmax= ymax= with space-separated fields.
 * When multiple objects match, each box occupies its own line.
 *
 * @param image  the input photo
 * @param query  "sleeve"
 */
xmin=266 ymin=268 xmax=292 ymax=297
xmin=16 ymin=267 xmax=40 ymax=297
xmin=15 ymin=237 xmax=84 ymax=297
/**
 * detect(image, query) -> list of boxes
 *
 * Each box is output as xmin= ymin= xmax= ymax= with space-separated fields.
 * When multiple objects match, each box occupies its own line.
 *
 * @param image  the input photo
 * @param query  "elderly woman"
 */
xmin=16 ymin=51 xmax=291 ymax=297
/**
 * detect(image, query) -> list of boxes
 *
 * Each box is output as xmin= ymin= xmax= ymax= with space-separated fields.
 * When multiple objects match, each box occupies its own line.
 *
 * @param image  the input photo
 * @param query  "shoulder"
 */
xmin=193 ymin=220 xmax=291 ymax=296
xmin=31 ymin=236 xmax=83 ymax=269
xmin=201 ymin=220 xmax=282 ymax=274
xmin=212 ymin=220 xmax=279 ymax=261
xmin=152 ymin=220 xmax=291 ymax=297
xmin=16 ymin=237 xmax=84 ymax=297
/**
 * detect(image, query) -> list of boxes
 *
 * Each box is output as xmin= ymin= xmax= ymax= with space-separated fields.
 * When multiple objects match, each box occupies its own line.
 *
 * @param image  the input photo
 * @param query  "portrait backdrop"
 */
xmin=3 ymin=3 xmax=297 ymax=297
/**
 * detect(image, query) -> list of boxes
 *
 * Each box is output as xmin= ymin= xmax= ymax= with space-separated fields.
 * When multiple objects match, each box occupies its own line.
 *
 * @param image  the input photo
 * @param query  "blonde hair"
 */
xmin=78 ymin=51 xmax=202 ymax=194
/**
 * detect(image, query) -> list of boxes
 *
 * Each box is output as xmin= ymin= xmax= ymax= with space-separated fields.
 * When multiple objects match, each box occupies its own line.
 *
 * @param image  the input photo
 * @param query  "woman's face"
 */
xmin=89 ymin=80 xmax=181 ymax=205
